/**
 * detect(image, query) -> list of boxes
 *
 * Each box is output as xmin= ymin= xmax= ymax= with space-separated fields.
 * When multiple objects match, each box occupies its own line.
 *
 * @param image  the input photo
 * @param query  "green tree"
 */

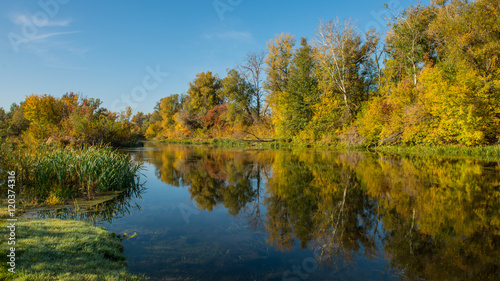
xmin=0 ymin=108 xmax=7 ymax=138
xmin=221 ymin=68 xmax=254 ymax=126
xmin=7 ymin=103 xmax=29 ymax=136
xmin=281 ymin=38 xmax=319 ymax=137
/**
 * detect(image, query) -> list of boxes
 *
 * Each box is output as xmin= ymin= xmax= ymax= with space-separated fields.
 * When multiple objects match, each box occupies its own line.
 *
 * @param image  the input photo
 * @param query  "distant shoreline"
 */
xmin=153 ymin=138 xmax=500 ymax=160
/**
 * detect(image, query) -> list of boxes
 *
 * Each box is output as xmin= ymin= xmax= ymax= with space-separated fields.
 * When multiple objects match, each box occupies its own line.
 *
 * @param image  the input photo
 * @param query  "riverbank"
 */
xmin=158 ymin=138 xmax=500 ymax=160
xmin=375 ymin=145 xmax=500 ymax=160
xmin=0 ymin=219 xmax=144 ymax=280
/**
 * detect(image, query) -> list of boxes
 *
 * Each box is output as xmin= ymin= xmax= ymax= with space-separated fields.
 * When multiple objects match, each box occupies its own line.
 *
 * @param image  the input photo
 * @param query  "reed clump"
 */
xmin=18 ymin=145 xmax=143 ymax=203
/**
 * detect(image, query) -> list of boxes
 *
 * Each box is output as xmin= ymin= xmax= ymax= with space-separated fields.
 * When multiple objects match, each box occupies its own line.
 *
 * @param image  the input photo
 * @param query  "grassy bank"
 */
xmin=160 ymin=137 xmax=297 ymax=149
xmin=0 ymin=219 xmax=144 ymax=280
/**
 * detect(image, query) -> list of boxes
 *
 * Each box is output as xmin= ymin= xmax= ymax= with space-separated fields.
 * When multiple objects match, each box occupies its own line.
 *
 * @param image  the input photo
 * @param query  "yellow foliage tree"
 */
xmin=22 ymin=94 xmax=64 ymax=140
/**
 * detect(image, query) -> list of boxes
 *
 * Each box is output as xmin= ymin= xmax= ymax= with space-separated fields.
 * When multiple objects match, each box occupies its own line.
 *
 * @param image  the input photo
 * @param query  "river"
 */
xmin=28 ymin=142 xmax=500 ymax=280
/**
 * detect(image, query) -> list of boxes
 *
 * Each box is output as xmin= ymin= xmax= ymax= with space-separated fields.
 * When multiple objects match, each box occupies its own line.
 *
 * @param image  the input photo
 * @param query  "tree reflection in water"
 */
xmin=135 ymin=143 xmax=499 ymax=281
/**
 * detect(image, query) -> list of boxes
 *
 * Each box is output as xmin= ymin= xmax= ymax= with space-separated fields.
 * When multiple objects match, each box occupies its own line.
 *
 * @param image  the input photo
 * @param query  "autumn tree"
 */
xmin=131 ymin=111 xmax=146 ymax=135
xmin=265 ymin=34 xmax=296 ymax=94
xmin=15 ymin=93 xmax=135 ymax=145
xmin=356 ymin=3 xmax=439 ymax=146
xmin=22 ymin=94 xmax=66 ymax=140
xmin=159 ymin=94 xmax=182 ymax=128
xmin=385 ymin=3 xmax=438 ymax=86
xmin=178 ymin=72 xmax=223 ymax=131
xmin=314 ymin=18 xmax=377 ymax=127
xmin=238 ymin=51 xmax=266 ymax=120
xmin=264 ymin=34 xmax=296 ymax=133
xmin=414 ymin=0 xmax=500 ymax=145
xmin=186 ymin=71 xmax=223 ymax=111
xmin=143 ymin=102 xmax=163 ymax=139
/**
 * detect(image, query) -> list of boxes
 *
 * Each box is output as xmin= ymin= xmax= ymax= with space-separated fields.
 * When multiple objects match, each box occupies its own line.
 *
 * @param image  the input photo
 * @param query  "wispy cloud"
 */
xmin=204 ymin=31 xmax=253 ymax=41
xmin=8 ymin=12 xmax=86 ymax=68
xmin=12 ymin=13 xmax=71 ymax=27
xmin=24 ymin=31 xmax=80 ymax=42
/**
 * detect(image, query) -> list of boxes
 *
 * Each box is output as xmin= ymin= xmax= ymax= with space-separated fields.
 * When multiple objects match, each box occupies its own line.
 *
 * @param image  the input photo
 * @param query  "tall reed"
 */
xmin=18 ymin=145 xmax=143 ymax=201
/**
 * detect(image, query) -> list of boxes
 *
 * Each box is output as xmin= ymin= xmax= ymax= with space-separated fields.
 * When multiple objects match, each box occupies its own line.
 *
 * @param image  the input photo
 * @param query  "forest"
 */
xmin=1 ymin=0 xmax=499 ymax=147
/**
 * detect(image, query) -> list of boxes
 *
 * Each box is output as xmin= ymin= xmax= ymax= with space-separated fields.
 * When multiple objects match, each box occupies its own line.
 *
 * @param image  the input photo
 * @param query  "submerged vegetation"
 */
xmin=23 ymin=183 xmax=145 ymax=225
xmin=0 ymin=219 xmax=144 ymax=281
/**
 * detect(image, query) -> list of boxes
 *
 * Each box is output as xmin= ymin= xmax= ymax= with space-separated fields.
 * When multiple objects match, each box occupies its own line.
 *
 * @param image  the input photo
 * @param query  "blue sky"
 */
xmin=0 ymin=0 xmax=428 ymax=115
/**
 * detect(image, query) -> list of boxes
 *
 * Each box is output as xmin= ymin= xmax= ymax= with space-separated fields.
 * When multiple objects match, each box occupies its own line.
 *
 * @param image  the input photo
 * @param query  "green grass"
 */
xmin=159 ymin=139 xmax=212 ymax=145
xmin=0 ymin=219 xmax=145 ymax=280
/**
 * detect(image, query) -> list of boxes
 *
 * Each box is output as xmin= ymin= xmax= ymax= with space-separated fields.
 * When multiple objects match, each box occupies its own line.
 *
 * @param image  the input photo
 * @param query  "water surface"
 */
xmin=30 ymin=143 xmax=500 ymax=280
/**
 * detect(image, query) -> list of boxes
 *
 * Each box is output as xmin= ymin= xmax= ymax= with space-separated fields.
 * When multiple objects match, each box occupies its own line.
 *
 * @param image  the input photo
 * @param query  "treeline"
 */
xmin=145 ymin=0 xmax=500 ymax=146
xmin=143 ymin=59 xmax=272 ymax=140
xmin=0 ymin=93 xmax=149 ymax=146
xmin=0 ymin=94 xmax=147 ymax=206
